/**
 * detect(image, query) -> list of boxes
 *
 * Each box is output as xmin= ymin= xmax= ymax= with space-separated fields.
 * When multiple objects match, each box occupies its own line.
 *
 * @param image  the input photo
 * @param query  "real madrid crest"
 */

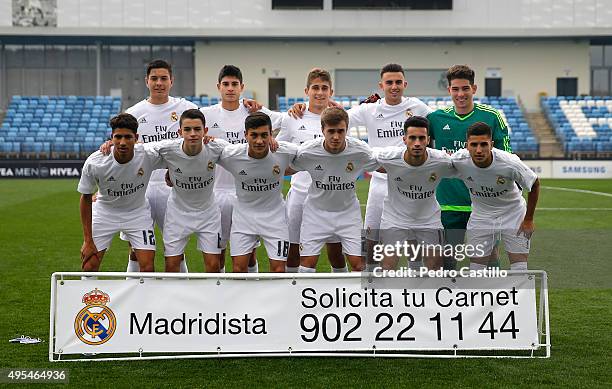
xmin=405 ymin=110 xmax=413 ymax=118
xmin=346 ymin=162 xmax=354 ymax=172
xmin=207 ymin=161 xmax=215 ymax=171
xmin=137 ymin=167 xmax=144 ymax=176
xmin=496 ymin=176 xmax=506 ymax=185
xmin=273 ymin=165 xmax=281 ymax=175
xmin=429 ymin=172 xmax=437 ymax=182
xmin=170 ymin=111 xmax=178 ymax=122
xmin=74 ymin=288 xmax=116 ymax=346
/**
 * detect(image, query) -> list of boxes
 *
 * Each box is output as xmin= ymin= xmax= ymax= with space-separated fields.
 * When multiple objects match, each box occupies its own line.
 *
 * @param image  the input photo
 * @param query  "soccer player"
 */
xmin=144 ymin=109 xmax=225 ymax=273
xmin=452 ymin=122 xmax=539 ymax=271
xmin=123 ymin=59 xmax=198 ymax=273
xmin=216 ymin=112 xmax=297 ymax=272
xmin=78 ymin=113 xmax=163 ymax=272
xmin=275 ymin=68 xmax=345 ymax=273
xmin=292 ymin=107 xmax=378 ymax=273
xmin=428 ymin=65 xmax=512 ymax=270
xmin=375 ymin=116 xmax=456 ymax=271
xmin=201 ymin=65 xmax=283 ymax=273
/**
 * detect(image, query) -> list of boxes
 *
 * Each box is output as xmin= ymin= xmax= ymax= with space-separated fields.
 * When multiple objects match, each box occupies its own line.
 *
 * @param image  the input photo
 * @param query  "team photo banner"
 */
xmin=52 ymin=274 xmax=539 ymax=356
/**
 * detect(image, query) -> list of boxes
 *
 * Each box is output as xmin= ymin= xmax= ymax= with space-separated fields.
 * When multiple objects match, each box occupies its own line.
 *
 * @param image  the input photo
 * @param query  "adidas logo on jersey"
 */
xmin=298 ymin=125 xmax=307 ymax=131
xmin=394 ymin=176 xmax=402 ymax=182
xmin=376 ymin=114 xmax=384 ymax=119
xmin=108 ymin=176 xmax=115 ymax=182
xmin=467 ymin=176 xmax=474 ymax=182
xmin=212 ymin=123 xmax=219 ymax=128
xmin=443 ymin=124 xmax=451 ymax=130
xmin=175 ymin=168 xmax=182 ymax=173
xmin=315 ymin=164 xmax=323 ymax=171
xmin=239 ymin=170 xmax=247 ymax=176
xmin=139 ymin=117 xmax=147 ymax=124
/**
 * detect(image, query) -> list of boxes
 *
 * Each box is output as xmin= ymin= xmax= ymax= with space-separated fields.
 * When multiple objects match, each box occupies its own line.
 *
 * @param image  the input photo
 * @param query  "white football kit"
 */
xmin=217 ymin=142 xmax=297 ymax=261
xmin=201 ymin=102 xmax=283 ymax=247
xmin=376 ymin=147 xmax=456 ymax=246
xmin=348 ymin=97 xmax=433 ymax=240
xmin=292 ymin=137 xmax=378 ymax=256
xmin=144 ymin=139 xmax=228 ymax=256
xmin=452 ymin=148 xmax=538 ymax=256
xmin=276 ymin=110 xmax=325 ymax=244
xmin=77 ymin=145 xmax=164 ymax=251
xmin=125 ymin=97 xmax=198 ymax=232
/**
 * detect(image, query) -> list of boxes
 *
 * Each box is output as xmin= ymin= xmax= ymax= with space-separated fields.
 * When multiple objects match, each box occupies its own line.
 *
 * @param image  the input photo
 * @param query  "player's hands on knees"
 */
xmin=243 ymin=98 xmax=262 ymax=113
xmin=99 ymin=140 xmax=112 ymax=155
xmin=81 ymin=240 xmax=99 ymax=266
xmin=165 ymin=169 xmax=173 ymax=187
xmin=202 ymin=135 xmax=215 ymax=144
xmin=518 ymin=219 xmax=535 ymax=239
xmin=288 ymin=103 xmax=307 ymax=119
xmin=269 ymin=137 xmax=279 ymax=152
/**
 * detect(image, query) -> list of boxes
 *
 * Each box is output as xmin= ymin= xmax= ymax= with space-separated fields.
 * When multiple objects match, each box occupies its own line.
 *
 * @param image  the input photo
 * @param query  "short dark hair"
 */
xmin=110 ymin=113 xmax=138 ymax=134
xmin=306 ymin=68 xmax=332 ymax=88
xmin=380 ymin=63 xmax=405 ymax=78
xmin=180 ymin=109 xmax=206 ymax=127
xmin=146 ymin=59 xmax=173 ymax=78
xmin=446 ymin=64 xmax=475 ymax=85
xmin=403 ymin=115 xmax=430 ymax=133
xmin=245 ymin=112 xmax=272 ymax=133
xmin=466 ymin=122 xmax=492 ymax=139
xmin=321 ymin=107 xmax=349 ymax=129
xmin=218 ymin=65 xmax=243 ymax=83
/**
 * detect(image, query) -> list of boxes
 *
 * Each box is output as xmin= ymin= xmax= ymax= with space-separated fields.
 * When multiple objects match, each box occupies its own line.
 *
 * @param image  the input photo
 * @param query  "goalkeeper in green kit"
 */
xmin=428 ymin=65 xmax=512 ymax=270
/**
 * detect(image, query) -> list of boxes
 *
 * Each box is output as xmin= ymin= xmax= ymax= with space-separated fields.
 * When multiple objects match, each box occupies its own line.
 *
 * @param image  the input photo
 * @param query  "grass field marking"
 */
xmin=537 ymin=207 xmax=612 ymax=211
xmin=541 ymin=185 xmax=612 ymax=198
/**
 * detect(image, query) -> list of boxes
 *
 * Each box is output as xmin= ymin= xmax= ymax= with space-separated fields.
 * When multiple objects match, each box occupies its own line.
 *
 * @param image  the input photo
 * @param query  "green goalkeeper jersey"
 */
xmin=427 ymin=103 xmax=512 ymax=212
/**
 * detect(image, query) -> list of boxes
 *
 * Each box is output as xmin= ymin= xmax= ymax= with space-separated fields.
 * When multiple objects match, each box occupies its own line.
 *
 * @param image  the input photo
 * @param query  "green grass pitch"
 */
xmin=0 ymin=178 xmax=611 ymax=387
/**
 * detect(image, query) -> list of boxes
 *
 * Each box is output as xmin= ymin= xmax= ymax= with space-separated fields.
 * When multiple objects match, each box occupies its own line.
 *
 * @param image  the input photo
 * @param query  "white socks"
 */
xmin=470 ymin=262 xmax=487 ymax=271
xmin=332 ymin=265 xmax=348 ymax=273
xmin=409 ymin=260 xmax=423 ymax=270
xmin=179 ymin=259 xmax=189 ymax=273
xmin=126 ymin=258 xmax=139 ymax=272
xmin=510 ymin=262 xmax=528 ymax=271
xmin=286 ymin=266 xmax=299 ymax=273
xmin=298 ymin=266 xmax=316 ymax=273
xmin=248 ymin=261 xmax=259 ymax=273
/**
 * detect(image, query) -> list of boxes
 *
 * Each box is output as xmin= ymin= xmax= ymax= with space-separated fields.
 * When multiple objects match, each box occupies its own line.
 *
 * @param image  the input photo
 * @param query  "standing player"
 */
xmin=375 ymin=116 xmax=456 ymax=271
xmin=124 ymin=59 xmax=198 ymax=273
xmin=79 ymin=113 xmax=163 ymax=272
xmin=451 ymin=122 xmax=539 ymax=270
xmin=292 ymin=107 xmax=378 ymax=273
xmin=217 ymin=112 xmax=297 ymax=272
xmin=144 ymin=109 xmax=225 ymax=273
xmin=428 ymin=65 xmax=512 ymax=270
xmin=201 ymin=65 xmax=283 ymax=273
xmin=275 ymin=68 xmax=345 ymax=273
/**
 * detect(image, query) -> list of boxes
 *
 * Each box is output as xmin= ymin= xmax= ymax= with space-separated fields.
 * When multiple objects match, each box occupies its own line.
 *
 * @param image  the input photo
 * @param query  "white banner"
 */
xmin=53 ymin=275 xmax=538 ymax=355
xmin=551 ymin=160 xmax=612 ymax=178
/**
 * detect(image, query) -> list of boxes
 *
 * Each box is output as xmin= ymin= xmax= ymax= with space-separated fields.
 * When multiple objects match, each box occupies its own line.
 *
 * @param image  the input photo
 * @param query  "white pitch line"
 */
xmin=541 ymin=186 xmax=612 ymax=198
xmin=537 ymin=207 xmax=612 ymax=211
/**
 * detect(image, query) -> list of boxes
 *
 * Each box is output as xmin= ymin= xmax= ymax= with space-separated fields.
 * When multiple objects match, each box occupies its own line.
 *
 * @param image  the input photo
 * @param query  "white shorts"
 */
xmin=285 ymin=188 xmax=307 ymax=244
xmin=467 ymin=209 xmax=530 ymax=256
xmin=230 ymin=203 xmax=289 ymax=261
xmin=300 ymin=200 xmax=362 ymax=257
xmin=364 ymin=173 xmax=387 ymax=241
xmin=380 ymin=227 xmax=444 ymax=247
xmin=163 ymin=200 xmax=222 ymax=256
xmin=216 ymin=189 xmax=237 ymax=248
xmin=92 ymin=203 xmax=156 ymax=252
xmin=120 ymin=181 xmax=170 ymax=241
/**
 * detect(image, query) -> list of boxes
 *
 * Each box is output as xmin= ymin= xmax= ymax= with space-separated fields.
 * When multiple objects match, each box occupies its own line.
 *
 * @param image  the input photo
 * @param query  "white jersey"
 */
xmin=143 ymin=139 xmax=228 ymax=212
xmin=78 ymin=145 xmax=163 ymax=210
xmin=451 ymin=148 xmax=538 ymax=217
xmin=376 ymin=147 xmax=456 ymax=227
xmin=292 ymin=137 xmax=378 ymax=212
xmin=201 ymin=102 xmax=283 ymax=190
xmin=217 ymin=142 xmax=297 ymax=212
xmin=276 ymin=109 xmax=324 ymax=193
xmin=126 ymin=96 xmax=198 ymax=183
xmin=348 ymin=97 xmax=432 ymax=148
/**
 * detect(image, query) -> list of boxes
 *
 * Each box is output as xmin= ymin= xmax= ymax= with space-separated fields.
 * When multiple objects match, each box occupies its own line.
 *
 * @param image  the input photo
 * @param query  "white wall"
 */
xmin=1 ymin=0 xmax=612 ymax=36
xmin=194 ymin=40 xmax=590 ymax=111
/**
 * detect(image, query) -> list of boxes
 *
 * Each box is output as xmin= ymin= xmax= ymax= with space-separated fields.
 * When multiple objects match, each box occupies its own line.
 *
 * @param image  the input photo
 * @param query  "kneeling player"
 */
xmin=452 ymin=122 xmax=539 ymax=271
xmin=217 ymin=112 xmax=297 ymax=272
xmin=292 ymin=107 xmax=378 ymax=273
xmin=78 ymin=113 xmax=163 ymax=272
xmin=145 ymin=109 xmax=225 ymax=272
xmin=376 ymin=116 xmax=456 ymax=271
